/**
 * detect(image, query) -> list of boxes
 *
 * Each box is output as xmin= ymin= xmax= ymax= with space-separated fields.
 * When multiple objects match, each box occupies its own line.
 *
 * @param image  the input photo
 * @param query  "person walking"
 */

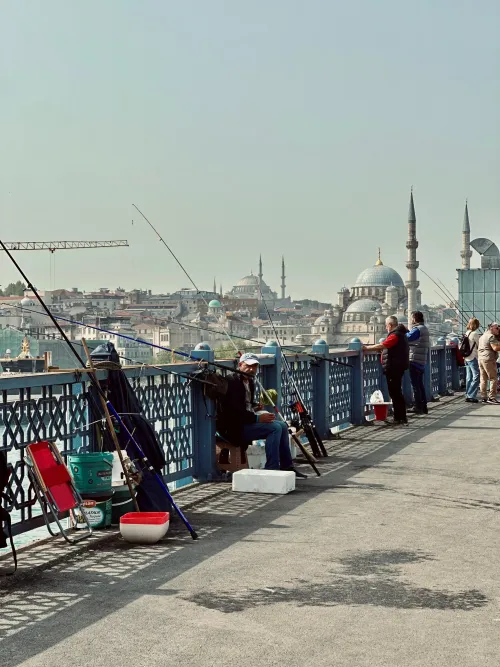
xmin=463 ymin=318 xmax=481 ymax=403
xmin=363 ymin=316 xmax=410 ymax=426
xmin=406 ymin=311 xmax=430 ymax=415
xmin=478 ymin=322 xmax=500 ymax=404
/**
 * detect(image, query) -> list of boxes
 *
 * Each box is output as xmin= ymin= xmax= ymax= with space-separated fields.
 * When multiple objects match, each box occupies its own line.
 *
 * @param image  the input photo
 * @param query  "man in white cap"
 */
xmin=217 ymin=352 xmax=306 ymax=477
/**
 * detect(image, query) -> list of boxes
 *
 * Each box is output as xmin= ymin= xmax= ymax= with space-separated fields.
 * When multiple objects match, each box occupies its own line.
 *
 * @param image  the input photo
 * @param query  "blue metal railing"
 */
xmin=1 ymin=341 xmax=461 ymax=538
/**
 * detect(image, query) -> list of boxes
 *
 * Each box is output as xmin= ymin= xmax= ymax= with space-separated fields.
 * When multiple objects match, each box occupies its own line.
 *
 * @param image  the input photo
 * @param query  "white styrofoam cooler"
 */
xmin=232 ymin=469 xmax=295 ymax=494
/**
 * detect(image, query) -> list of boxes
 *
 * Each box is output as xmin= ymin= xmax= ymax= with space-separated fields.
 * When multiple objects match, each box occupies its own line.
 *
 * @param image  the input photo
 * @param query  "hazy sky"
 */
xmin=1 ymin=1 xmax=498 ymax=303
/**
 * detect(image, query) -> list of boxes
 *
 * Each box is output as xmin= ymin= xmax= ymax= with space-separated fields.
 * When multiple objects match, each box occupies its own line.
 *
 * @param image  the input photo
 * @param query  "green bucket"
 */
xmin=68 ymin=452 xmax=113 ymax=495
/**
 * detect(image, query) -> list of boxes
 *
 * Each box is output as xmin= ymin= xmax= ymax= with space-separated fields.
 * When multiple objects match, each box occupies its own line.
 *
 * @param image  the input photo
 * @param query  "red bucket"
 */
xmin=373 ymin=404 xmax=389 ymax=421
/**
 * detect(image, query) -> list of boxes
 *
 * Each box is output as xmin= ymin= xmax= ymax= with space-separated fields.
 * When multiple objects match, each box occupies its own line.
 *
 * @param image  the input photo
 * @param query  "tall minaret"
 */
xmin=213 ymin=277 xmax=217 ymax=293
xmin=258 ymin=255 xmax=263 ymax=298
xmin=405 ymin=188 xmax=419 ymax=317
xmin=281 ymin=256 xmax=286 ymax=299
xmin=460 ymin=200 xmax=472 ymax=269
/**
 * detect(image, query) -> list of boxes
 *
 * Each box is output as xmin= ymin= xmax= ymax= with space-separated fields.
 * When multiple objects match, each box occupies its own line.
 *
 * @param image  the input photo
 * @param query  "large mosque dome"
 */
xmin=354 ymin=263 xmax=404 ymax=288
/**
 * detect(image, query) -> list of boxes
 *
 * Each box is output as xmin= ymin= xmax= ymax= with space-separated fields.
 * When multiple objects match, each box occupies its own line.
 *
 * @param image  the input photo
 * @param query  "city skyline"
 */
xmin=1 ymin=1 xmax=498 ymax=302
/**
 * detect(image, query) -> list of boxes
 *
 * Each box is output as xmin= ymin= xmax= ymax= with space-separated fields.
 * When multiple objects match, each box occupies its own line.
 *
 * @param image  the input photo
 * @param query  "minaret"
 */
xmin=219 ymin=284 xmax=223 ymax=298
xmin=281 ymin=256 xmax=286 ymax=299
xmin=258 ymin=255 xmax=263 ymax=299
xmin=460 ymin=200 xmax=472 ymax=269
xmin=405 ymin=188 xmax=419 ymax=317
xmin=213 ymin=277 xmax=217 ymax=293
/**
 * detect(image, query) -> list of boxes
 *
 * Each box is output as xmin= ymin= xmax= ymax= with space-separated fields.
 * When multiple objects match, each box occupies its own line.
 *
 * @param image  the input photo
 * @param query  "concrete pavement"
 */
xmin=1 ymin=396 xmax=499 ymax=666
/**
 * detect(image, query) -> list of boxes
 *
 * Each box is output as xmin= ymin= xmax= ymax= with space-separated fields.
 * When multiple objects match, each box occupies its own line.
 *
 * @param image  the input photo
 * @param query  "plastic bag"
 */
xmin=370 ymin=390 xmax=384 ymax=404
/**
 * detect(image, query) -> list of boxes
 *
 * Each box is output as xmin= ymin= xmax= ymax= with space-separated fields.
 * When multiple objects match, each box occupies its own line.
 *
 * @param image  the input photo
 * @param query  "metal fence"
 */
xmin=1 ymin=341 xmax=461 ymax=538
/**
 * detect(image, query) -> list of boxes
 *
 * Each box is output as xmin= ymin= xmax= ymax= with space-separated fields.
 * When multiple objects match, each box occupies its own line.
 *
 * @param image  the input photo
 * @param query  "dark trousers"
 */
xmin=409 ymin=364 xmax=428 ymax=413
xmin=385 ymin=370 xmax=407 ymax=422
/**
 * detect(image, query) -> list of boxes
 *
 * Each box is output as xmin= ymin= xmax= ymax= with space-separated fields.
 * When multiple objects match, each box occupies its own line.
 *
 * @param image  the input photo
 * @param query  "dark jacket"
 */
xmin=408 ymin=324 xmax=430 ymax=366
xmin=382 ymin=324 xmax=410 ymax=375
xmin=216 ymin=372 xmax=258 ymax=448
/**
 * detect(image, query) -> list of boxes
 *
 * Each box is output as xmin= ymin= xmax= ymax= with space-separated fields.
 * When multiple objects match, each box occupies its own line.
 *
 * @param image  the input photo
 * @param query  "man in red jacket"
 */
xmin=363 ymin=316 xmax=410 ymax=426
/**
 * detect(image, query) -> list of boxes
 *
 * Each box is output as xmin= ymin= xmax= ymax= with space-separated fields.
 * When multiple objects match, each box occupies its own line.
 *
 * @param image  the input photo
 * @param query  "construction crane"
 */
xmin=0 ymin=240 xmax=129 ymax=290
xmin=2 ymin=240 xmax=128 ymax=252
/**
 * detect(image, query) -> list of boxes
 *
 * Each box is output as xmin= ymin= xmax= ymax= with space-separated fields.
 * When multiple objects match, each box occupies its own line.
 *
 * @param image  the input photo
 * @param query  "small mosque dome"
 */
xmin=386 ymin=284 xmax=398 ymax=292
xmin=345 ymin=298 xmax=380 ymax=313
xmin=21 ymin=296 xmax=35 ymax=307
xmin=208 ymin=299 xmax=222 ymax=308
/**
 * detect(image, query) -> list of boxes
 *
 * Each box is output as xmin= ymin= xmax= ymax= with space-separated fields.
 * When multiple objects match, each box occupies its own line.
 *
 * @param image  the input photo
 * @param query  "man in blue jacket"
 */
xmin=406 ymin=311 xmax=430 ymax=415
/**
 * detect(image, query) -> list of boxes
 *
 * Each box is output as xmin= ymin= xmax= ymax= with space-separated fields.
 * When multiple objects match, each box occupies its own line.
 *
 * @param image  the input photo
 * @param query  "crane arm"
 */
xmin=1 ymin=240 xmax=128 ymax=251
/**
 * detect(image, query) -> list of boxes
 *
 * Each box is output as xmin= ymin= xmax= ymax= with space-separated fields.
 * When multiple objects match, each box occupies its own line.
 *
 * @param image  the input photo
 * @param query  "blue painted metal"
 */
xmin=311 ymin=341 xmax=329 ymax=436
xmin=190 ymin=345 xmax=216 ymax=482
xmin=329 ymin=352 xmax=355 ymax=428
xmin=261 ymin=342 xmax=283 ymax=410
xmin=1 ymin=339 xmax=465 ymax=539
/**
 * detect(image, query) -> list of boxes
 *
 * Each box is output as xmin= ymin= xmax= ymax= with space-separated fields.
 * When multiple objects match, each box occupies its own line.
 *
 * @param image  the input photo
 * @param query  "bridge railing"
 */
xmin=1 ymin=338 xmax=461 ymax=539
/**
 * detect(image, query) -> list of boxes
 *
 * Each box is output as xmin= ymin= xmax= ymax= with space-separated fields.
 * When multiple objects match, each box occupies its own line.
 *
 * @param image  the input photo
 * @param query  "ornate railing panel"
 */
xmin=363 ymin=353 xmax=383 ymax=405
xmin=430 ymin=349 xmax=440 ymax=396
xmin=1 ymin=374 xmax=93 ymax=534
xmin=280 ymin=356 xmax=313 ymax=422
xmin=128 ymin=369 xmax=194 ymax=481
xmin=328 ymin=356 xmax=352 ymax=428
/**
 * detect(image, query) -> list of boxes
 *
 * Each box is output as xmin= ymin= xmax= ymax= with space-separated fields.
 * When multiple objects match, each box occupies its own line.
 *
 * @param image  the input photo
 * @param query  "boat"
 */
xmin=0 ymin=336 xmax=49 ymax=374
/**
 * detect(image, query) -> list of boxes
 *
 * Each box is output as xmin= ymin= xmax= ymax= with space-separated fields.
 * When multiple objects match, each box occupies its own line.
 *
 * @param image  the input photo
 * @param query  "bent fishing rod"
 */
xmin=134 ymin=204 xmax=324 ymax=466
xmin=129 ymin=312 xmax=353 ymax=369
xmin=0 ymin=240 xmax=199 ymax=540
xmin=258 ymin=284 xmax=328 ymax=458
xmin=5 ymin=300 xmax=321 ymax=473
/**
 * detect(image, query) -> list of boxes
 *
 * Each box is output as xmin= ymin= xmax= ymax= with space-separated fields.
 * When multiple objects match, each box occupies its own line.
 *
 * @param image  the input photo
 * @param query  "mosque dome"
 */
xmin=354 ymin=264 xmax=404 ymax=289
xmin=208 ymin=299 xmax=222 ymax=308
xmin=345 ymin=298 xmax=381 ymax=313
xmin=386 ymin=284 xmax=399 ymax=292
xmin=236 ymin=274 xmax=259 ymax=287
xmin=20 ymin=296 xmax=35 ymax=307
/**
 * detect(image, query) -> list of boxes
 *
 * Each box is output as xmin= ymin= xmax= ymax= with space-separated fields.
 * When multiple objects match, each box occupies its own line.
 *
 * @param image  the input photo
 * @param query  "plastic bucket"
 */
xmin=74 ymin=494 xmax=112 ymax=529
xmin=373 ymin=404 xmax=389 ymax=421
xmin=68 ymin=452 xmax=113 ymax=495
xmin=111 ymin=485 xmax=134 ymax=525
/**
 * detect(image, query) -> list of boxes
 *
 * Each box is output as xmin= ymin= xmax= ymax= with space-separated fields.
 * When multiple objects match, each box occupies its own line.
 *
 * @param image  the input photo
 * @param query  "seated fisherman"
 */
xmin=217 ymin=352 xmax=306 ymax=478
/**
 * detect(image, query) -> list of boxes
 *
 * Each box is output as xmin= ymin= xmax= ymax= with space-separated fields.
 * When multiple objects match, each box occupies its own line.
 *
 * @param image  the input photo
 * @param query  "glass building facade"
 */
xmin=458 ymin=268 xmax=500 ymax=328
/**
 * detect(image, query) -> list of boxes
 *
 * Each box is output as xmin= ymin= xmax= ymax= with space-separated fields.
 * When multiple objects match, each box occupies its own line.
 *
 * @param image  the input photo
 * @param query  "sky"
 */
xmin=1 ymin=0 xmax=499 ymax=304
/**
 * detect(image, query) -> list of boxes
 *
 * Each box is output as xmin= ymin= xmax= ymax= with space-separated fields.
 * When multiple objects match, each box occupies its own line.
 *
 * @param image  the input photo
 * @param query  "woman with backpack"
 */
xmin=463 ymin=318 xmax=481 ymax=403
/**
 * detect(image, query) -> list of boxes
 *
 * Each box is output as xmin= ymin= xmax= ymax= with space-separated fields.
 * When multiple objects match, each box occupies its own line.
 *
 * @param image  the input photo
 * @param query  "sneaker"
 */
xmin=481 ymin=399 xmax=488 ymax=404
xmin=393 ymin=420 xmax=409 ymax=427
xmin=487 ymin=398 xmax=500 ymax=404
xmin=469 ymin=398 xmax=479 ymax=404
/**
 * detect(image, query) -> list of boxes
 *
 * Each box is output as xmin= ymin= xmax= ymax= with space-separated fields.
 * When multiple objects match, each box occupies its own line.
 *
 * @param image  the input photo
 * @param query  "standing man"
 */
xmin=478 ymin=323 xmax=500 ymax=404
xmin=363 ymin=316 xmax=410 ymax=426
xmin=406 ymin=311 xmax=430 ymax=415
xmin=216 ymin=353 xmax=307 ymax=477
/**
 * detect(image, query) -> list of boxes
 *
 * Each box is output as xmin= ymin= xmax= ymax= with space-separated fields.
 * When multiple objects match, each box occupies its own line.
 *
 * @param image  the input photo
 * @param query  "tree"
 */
xmin=0 ymin=281 xmax=27 ymax=297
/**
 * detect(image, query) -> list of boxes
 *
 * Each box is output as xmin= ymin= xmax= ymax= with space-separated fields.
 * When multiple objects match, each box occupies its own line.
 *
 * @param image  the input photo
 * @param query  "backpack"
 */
xmin=459 ymin=333 xmax=475 ymax=358
xmin=0 ymin=451 xmax=17 ymax=574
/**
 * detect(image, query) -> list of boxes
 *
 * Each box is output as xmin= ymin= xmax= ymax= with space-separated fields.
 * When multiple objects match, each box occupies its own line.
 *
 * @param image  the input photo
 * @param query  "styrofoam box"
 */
xmin=232 ymin=469 xmax=295 ymax=495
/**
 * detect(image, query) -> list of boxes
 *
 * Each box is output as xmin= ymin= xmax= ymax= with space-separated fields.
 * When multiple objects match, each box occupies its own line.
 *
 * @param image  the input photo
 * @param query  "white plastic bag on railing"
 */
xmin=370 ymin=390 xmax=384 ymax=404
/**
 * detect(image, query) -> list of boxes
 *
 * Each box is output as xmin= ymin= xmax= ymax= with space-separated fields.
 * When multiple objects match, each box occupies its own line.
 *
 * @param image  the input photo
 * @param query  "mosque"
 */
xmin=311 ymin=191 xmax=425 ymax=345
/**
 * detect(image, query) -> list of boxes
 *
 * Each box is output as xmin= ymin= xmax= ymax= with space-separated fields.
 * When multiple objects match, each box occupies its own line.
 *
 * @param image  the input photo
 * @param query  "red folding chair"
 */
xmin=26 ymin=441 xmax=92 ymax=543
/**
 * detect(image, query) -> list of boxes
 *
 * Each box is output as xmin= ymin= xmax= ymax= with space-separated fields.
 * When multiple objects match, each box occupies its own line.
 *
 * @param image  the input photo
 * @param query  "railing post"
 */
xmin=311 ymin=339 xmax=329 ymax=438
xmin=260 ymin=340 xmax=282 ymax=410
xmin=449 ymin=338 xmax=460 ymax=391
xmin=436 ymin=339 xmax=447 ymax=396
xmin=191 ymin=343 xmax=217 ymax=482
xmin=424 ymin=347 xmax=433 ymax=402
xmin=348 ymin=338 xmax=364 ymax=425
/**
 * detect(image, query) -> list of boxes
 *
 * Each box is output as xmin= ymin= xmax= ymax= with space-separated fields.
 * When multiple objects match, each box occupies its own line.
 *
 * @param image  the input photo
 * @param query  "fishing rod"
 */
xmin=127 ymin=312 xmax=353 ymax=368
xmin=258 ymin=284 xmax=328 ymax=458
xmin=134 ymin=204 xmax=323 ymax=471
xmin=0 ymin=241 xmax=199 ymax=540
xmin=5 ymin=301 xmax=322 ymax=475
xmin=420 ymin=268 xmax=471 ymax=330
xmin=2 ymin=318 xmax=220 ymax=388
